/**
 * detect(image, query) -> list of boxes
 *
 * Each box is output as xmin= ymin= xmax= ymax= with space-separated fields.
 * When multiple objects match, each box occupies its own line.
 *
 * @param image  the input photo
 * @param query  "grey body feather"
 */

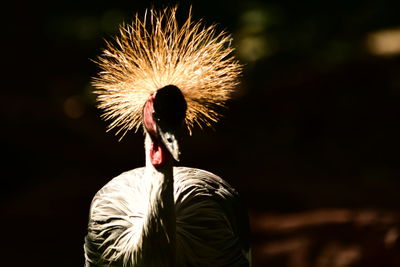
xmin=84 ymin=167 xmax=250 ymax=266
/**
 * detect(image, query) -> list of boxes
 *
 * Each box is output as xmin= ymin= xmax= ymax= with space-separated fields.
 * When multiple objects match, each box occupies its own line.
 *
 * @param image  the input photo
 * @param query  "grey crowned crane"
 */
xmin=84 ymin=7 xmax=250 ymax=266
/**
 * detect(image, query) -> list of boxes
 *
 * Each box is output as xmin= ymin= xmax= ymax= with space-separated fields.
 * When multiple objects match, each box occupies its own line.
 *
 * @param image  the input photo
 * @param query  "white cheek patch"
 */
xmin=143 ymin=96 xmax=157 ymax=137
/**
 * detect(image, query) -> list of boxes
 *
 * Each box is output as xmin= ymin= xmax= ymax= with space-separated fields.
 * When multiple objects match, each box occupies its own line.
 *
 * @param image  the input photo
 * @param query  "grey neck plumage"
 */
xmin=139 ymin=133 xmax=176 ymax=266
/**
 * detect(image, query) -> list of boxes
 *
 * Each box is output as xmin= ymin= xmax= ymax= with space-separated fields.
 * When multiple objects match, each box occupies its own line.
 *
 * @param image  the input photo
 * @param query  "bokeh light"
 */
xmin=3 ymin=1 xmax=400 ymax=266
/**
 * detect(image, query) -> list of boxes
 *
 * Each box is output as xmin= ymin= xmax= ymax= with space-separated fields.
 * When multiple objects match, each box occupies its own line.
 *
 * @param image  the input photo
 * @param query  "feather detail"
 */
xmin=92 ymin=6 xmax=242 ymax=138
xmin=84 ymin=167 xmax=250 ymax=266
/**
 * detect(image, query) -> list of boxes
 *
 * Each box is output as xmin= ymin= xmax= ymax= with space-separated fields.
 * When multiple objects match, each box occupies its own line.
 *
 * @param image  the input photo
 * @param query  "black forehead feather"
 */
xmin=153 ymin=85 xmax=187 ymax=125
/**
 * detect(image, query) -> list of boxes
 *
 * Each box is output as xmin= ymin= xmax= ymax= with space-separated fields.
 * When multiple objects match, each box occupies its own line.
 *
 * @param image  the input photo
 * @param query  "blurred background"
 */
xmin=2 ymin=0 xmax=400 ymax=266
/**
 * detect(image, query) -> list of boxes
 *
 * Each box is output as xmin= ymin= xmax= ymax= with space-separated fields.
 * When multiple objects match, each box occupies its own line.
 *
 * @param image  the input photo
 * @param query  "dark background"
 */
xmin=2 ymin=0 xmax=400 ymax=266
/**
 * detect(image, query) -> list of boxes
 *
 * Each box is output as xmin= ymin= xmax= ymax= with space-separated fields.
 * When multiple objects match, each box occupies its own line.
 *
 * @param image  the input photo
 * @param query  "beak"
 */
xmin=157 ymin=126 xmax=181 ymax=162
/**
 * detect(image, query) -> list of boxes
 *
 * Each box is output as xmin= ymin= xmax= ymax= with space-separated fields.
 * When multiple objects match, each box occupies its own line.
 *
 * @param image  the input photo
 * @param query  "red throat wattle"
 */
xmin=150 ymin=140 xmax=170 ymax=167
xmin=144 ymin=95 xmax=170 ymax=168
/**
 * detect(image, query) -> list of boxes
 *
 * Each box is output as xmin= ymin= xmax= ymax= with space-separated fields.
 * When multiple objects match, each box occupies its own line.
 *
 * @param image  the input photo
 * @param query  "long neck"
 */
xmin=140 ymin=133 xmax=176 ymax=266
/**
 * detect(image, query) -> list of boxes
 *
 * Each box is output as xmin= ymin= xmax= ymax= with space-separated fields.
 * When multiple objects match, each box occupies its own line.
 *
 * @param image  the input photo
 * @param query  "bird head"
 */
xmin=92 ymin=7 xmax=242 ymax=159
xmin=143 ymin=85 xmax=187 ymax=167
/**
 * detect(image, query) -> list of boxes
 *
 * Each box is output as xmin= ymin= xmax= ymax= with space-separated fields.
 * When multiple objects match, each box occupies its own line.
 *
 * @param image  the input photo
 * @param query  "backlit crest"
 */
xmin=93 ymin=6 xmax=242 ymax=138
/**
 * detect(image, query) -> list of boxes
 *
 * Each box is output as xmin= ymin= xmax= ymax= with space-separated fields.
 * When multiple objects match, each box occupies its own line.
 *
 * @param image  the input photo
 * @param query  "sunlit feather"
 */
xmin=93 ymin=6 xmax=242 ymax=137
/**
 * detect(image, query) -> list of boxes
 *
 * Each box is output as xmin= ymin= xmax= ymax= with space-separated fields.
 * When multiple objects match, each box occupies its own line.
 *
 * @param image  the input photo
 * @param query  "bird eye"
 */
xmin=152 ymin=112 xmax=160 ymax=122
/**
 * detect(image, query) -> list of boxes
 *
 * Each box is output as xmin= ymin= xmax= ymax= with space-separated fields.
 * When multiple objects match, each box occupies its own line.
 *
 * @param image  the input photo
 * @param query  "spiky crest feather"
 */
xmin=93 ymin=6 xmax=242 ymax=137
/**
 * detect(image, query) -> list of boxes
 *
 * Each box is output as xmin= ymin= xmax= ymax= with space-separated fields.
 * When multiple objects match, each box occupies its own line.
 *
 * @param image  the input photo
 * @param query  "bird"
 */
xmin=84 ymin=6 xmax=250 ymax=267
